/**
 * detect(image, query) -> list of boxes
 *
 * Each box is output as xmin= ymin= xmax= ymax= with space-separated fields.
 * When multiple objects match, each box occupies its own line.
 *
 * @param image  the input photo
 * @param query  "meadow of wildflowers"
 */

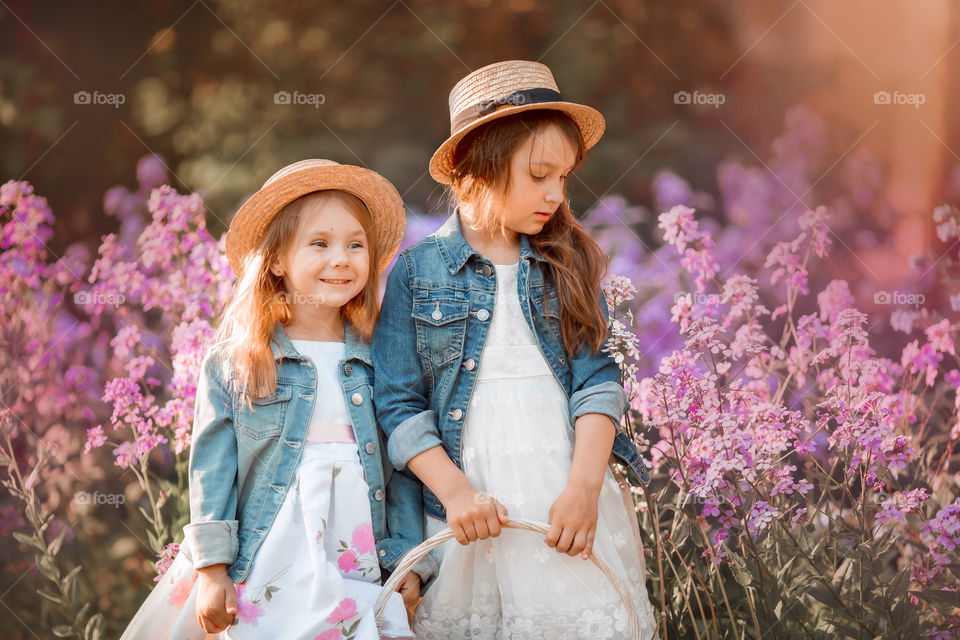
xmin=1 ymin=105 xmax=959 ymax=638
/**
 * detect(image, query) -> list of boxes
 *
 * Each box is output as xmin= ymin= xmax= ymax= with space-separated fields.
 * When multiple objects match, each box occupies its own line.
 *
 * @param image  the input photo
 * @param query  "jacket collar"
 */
xmin=270 ymin=321 xmax=372 ymax=367
xmin=432 ymin=210 xmax=547 ymax=275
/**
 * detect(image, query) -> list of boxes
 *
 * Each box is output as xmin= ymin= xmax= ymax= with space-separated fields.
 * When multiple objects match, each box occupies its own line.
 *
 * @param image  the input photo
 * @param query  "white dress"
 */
xmin=413 ymin=262 xmax=657 ymax=640
xmin=120 ymin=341 xmax=412 ymax=640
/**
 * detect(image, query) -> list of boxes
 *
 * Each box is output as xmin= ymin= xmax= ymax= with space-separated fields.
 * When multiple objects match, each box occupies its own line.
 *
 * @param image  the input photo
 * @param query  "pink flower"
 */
xmin=351 ymin=522 xmax=376 ymax=555
xmin=325 ymin=597 xmax=357 ymax=625
xmin=315 ymin=630 xmax=343 ymax=640
xmin=153 ymin=542 xmax=179 ymax=580
xmin=166 ymin=571 xmax=197 ymax=609
xmin=337 ymin=549 xmax=359 ymax=572
xmin=235 ymin=583 xmax=265 ymax=626
xmin=83 ymin=426 xmax=107 ymax=454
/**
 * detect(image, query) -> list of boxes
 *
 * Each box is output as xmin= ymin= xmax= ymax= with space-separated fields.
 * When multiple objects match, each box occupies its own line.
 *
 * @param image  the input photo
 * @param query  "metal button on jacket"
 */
xmin=374 ymin=489 xmax=385 ymax=501
xmin=481 ymin=264 xmax=493 ymax=276
xmin=463 ymin=358 xmax=476 ymax=371
xmin=343 ymin=363 xmax=353 ymax=376
xmin=476 ymin=308 xmax=490 ymax=321
xmin=365 ymin=442 xmax=376 ymax=455
xmin=451 ymin=408 xmax=463 ymax=421
xmin=351 ymin=392 xmax=363 ymax=406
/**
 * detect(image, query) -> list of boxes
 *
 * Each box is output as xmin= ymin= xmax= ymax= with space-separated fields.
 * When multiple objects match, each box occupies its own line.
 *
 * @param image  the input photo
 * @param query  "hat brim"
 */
xmin=226 ymin=163 xmax=405 ymax=276
xmin=429 ymin=101 xmax=605 ymax=185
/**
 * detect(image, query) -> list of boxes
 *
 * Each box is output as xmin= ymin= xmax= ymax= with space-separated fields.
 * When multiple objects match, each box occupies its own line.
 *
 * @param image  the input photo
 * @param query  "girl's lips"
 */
xmin=534 ymin=211 xmax=552 ymax=219
xmin=320 ymin=279 xmax=352 ymax=285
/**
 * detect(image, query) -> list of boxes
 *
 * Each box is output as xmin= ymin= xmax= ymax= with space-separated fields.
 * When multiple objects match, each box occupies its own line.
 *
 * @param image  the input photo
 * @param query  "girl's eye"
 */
xmin=311 ymin=241 xmax=327 ymax=248
xmin=349 ymin=242 xmax=364 ymax=249
xmin=531 ymin=174 xmax=547 ymax=182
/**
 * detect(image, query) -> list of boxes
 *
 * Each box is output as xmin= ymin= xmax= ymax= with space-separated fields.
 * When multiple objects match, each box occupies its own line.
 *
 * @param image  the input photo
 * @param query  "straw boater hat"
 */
xmin=429 ymin=60 xmax=606 ymax=184
xmin=225 ymin=159 xmax=406 ymax=276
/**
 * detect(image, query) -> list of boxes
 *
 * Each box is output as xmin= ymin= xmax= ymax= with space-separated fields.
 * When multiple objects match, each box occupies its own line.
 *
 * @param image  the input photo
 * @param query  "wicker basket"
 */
xmin=374 ymin=518 xmax=643 ymax=639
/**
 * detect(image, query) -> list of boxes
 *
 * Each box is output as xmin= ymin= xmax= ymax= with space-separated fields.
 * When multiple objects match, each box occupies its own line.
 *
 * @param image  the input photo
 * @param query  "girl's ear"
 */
xmin=268 ymin=255 xmax=284 ymax=278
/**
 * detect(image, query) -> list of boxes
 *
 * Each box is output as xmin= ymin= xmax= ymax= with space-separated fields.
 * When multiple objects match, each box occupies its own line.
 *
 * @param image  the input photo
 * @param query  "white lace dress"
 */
xmin=413 ymin=262 xmax=657 ymax=639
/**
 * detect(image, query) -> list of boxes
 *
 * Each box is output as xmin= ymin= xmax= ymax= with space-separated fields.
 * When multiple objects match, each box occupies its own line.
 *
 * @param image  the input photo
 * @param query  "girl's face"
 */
xmin=499 ymin=123 xmax=577 ymax=237
xmin=276 ymin=197 xmax=370 ymax=316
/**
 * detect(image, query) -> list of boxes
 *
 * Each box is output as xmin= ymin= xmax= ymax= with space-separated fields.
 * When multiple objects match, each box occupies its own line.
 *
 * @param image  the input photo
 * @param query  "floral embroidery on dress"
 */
xmin=235 ymin=583 xmax=265 ymax=626
xmin=350 ymin=522 xmax=375 ymax=554
xmin=166 ymin=570 xmax=197 ymax=609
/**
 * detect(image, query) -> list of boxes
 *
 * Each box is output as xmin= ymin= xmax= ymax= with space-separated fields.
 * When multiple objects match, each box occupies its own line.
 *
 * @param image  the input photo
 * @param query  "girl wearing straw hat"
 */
xmin=120 ymin=160 xmax=433 ymax=640
xmin=372 ymin=61 xmax=658 ymax=638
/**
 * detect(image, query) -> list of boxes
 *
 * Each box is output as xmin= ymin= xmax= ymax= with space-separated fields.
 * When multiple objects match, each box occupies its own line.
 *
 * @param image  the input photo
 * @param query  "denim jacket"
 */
xmin=182 ymin=322 xmax=436 ymax=583
xmin=371 ymin=212 xmax=651 ymax=522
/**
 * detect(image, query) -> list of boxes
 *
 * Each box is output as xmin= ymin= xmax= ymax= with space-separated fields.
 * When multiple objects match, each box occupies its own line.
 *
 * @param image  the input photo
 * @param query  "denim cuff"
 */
xmin=410 ymin=553 xmax=439 ymax=584
xmin=183 ymin=520 xmax=238 ymax=570
xmin=386 ymin=409 xmax=443 ymax=470
xmin=569 ymin=380 xmax=628 ymax=427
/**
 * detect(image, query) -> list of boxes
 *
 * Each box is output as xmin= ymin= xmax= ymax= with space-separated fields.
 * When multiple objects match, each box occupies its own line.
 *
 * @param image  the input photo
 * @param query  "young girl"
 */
xmin=372 ymin=61 xmax=658 ymax=638
xmin=121 ymin=159 xmax=434 ymax=640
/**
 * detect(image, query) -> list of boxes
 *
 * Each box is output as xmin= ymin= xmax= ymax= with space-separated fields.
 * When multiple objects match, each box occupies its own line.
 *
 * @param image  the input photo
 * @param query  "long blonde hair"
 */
xmin=212 ymin=190 xmax=381 ymax=405
xmin=449 ymin=110 xmax=609 ymax=354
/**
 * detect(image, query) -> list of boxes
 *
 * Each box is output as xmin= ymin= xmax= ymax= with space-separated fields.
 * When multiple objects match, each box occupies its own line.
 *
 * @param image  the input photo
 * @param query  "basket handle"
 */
xmin=374 ymin=518 xmax=642 ymax=640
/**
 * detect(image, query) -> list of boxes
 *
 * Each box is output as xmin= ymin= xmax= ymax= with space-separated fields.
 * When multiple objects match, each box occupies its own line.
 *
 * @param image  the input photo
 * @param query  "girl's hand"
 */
xmin=396 ymin=571 xmax=421 ymax=625
xmin=546 ymin=484 xmax=600 ymax=559
xmin=195 ymin=564 xmax=238 ymax=633
xmin=443 ymin=487 xmax=509 ymax=545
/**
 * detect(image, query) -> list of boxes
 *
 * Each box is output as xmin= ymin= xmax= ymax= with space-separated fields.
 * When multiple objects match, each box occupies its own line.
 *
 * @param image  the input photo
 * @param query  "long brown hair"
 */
xmin=214 ymin=190 xmax=381 ymax=405
xmin=449 ymin=109 xmax=609 ymax=355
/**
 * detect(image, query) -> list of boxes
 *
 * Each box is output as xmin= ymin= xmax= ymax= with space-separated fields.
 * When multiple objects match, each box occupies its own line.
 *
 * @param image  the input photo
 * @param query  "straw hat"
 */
xmin=225 ymin=159 xmax=405 ymax=276
xmin=429 ymin=60 xmax=606 ymax=184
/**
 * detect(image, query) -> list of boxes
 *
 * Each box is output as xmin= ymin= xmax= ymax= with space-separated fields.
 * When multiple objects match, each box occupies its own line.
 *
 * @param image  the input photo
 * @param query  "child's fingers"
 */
xmin=494 ymin=499 xmax=509 ymax=522
xmin=224 ymin=583 xmax=238 ymax=616
xmin=568 ymin=529 xmax=588 ymax=557
xmin=474 ymin=518 xmax=491 ymax=540
xmin=486 ymin=511 xmax=502 ymax=537
xmin=581 ymin=527 xmax=596 ymax=560
xmin=451 ymin=523 xmax=469 ymax=545
xmin=555 ymin=527 xmax=574 ymax=554
xmin=545 ymin=521 xmax=561 ymax=548
xmin=462 ymin=521 xmax=478 ymax=543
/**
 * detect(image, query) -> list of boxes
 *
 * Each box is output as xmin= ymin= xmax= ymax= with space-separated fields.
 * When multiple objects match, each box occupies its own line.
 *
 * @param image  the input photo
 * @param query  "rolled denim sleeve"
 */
xmin=182 ymin=353 xmax=240 ymax=570
xmin=568 ymin=291 xmax=629 ymax=427
xmin=372 ymin=252 xmax=443 ymax=470
xmin=379 ymin=467 xmax=438 ymax=583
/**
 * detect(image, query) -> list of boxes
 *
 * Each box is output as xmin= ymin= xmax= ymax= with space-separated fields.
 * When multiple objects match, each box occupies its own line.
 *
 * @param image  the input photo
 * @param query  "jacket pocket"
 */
xmin=235 ymin=385 xmax=292 ymax=440
xmin=412 ymin=298 xmax=469 ymax=366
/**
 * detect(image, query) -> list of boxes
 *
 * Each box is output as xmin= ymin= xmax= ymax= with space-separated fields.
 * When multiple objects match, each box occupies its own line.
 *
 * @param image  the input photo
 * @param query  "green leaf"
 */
xmin=37 ymin=589 xmax=62 ymax=605
xmin=888 ymin=569 xmax=910 ymax=599
xmin=62 ymin=565 xmax=83 ymax=609
xmin=84 ymin=613 xmax=105 ymax=640
xmin=12 ymin=531 xmax=46 ymax=552
xmin=37 ymin=553 xmax=60 ymax=582
xmin=912 ymin=589 xmax=960 ymax=613
xmin=46 ymin=525 xmax=70 ymax=556
xmin=52 ymin=625 xmax=75 ymax=638
xmin=73 ymin=602 xmax=91 ymax=629
xmin=808 ymin=584 xmax=845 ymax=608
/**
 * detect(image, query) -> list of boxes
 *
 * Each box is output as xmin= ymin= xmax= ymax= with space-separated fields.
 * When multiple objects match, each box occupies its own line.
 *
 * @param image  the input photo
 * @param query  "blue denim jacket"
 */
xmin=371 ymin=212 xmax=651 ymax=522
xmin=182 ymin=322 xmax=436 ymax=582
